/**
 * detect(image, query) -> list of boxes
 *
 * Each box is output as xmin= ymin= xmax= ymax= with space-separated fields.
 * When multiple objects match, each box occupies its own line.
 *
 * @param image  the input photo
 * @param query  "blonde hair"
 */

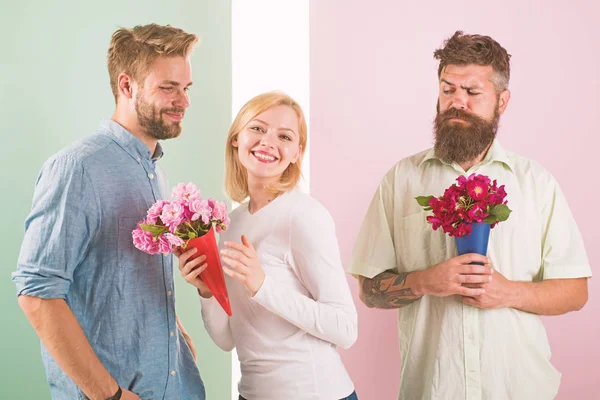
xmin=225 ymin=91 xmax=308 ymax=203
xmin=107 ymin=23 xmax=199 ymax=103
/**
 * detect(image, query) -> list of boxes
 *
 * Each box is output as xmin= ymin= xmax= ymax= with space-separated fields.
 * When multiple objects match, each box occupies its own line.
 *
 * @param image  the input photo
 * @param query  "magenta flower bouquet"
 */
xmin=416 ymin=174 xmax=511 ymax=262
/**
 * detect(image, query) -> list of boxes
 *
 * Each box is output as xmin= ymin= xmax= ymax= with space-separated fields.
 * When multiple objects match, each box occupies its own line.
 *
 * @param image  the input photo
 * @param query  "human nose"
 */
xmin=450 ymin=91 xmax=468 ymax=110
xmin=259 ymin=130 xmax=277 ymax=148
xmin=173 ymin=89 xmax=190 ymax=109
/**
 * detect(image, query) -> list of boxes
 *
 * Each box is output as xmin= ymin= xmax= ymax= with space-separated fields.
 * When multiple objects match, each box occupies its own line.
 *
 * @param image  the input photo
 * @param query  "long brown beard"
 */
xmin=135 ymin=93 xmax=184 ymax=140
xmin=433 ymin=106 xmax=499 ymax=164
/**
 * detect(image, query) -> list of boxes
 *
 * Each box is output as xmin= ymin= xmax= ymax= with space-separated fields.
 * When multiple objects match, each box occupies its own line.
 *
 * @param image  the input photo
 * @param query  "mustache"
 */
xmin=438 ymin=108 xmax=482 ymax=124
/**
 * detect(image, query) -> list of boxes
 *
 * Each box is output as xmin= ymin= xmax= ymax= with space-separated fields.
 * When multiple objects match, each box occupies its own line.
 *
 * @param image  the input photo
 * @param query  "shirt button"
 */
xmin=167 ymin=290 xmax=172 ymax=296
xmin=148 ymin=173 xmax=154 ymax=179
xmin=136 ymin=156 xmax=141 ymax=163
xmin=170 ymin=331 xmax=174 ymax=337
xmin=171 ymin=370 xmax=176 ymax=376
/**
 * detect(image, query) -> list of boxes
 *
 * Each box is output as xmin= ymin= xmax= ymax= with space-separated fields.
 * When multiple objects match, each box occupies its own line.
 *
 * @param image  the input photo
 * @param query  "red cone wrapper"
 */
xmin=185 ymin=227 xmax=232 ymax=316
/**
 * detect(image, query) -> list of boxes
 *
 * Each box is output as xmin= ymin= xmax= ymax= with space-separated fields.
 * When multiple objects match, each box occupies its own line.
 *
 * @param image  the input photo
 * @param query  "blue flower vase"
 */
xmin=455 ymin=222 xmax=491 ymax=265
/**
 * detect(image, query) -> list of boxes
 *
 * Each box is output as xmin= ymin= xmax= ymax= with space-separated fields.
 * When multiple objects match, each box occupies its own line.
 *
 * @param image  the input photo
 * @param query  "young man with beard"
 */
xmin=12 ymin=24 xmax=206 ymax=400
xmin=350 ymin=31 xmax=591 ymax=400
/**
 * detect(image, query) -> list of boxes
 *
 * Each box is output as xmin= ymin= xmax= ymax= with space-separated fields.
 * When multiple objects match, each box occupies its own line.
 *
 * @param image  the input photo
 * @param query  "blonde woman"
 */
xmin=176 ymin=92 xmax=358 ymax=399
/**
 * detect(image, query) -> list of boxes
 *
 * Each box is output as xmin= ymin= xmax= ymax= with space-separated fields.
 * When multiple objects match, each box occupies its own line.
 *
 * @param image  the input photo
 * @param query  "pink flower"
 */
xmin=216 ymin=215 xmax=231 ymax=232
xmin=189 ymin=199 xmax=213 ymax=224
xmin=165 ymin=233 xmax=184 ymax=247
xmin=132 ymin=226 xmax=160 ymax=254
xmin=172 ymin=182 xmax=201 ymax=205
xmin=212 ymin=201 xmax=228 ymax=221
xmin=146 ymin=200 xmax=170 ymax=224
xmin=157 ymin=235 xmax=172 ymax=254
xmin=160 ymin=202 xmax=185 ymax=232
xmin=133 ymin=183 xmax=234 ymax=256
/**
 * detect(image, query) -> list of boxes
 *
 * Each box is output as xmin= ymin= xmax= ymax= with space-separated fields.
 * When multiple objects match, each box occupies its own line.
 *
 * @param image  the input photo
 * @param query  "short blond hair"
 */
xmin=225 ymin=91 xmax=308 ymax=203
xmin=107 ymin=23 xmax=199 ymax=103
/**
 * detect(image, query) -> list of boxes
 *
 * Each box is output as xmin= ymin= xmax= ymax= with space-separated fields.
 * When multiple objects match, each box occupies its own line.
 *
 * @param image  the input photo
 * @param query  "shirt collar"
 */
xmin=418 ymin=139 xmax=514 ymax=172
xmin=99 ymin=119 xmax=164 ymax=162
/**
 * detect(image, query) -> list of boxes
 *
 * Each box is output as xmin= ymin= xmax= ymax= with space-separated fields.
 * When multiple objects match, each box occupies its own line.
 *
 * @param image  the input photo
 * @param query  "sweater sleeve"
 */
xmin=200 ymin=295 xmax=235 ymax=351
xmin=251 ymin=197 xmax=358 ymax=349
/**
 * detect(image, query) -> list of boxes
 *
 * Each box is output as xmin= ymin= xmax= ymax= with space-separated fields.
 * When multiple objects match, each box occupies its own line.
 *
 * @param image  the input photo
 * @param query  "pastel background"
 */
xmin=0 ymin=1 xmax=232 ymax=399
xmin=309 ymin=1 xmax=599 ymax=399
xmin=1 ymin=0 xmax=598 ymax=399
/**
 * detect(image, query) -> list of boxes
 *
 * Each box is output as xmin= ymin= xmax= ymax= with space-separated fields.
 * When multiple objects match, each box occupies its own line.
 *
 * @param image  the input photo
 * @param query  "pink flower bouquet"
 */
xmin=132 ymin=182 xmax=232 ymax=315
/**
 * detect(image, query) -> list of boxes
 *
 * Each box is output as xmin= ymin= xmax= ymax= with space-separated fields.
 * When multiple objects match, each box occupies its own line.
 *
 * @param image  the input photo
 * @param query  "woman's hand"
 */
xmin=174 ymin=247 xmax=213 ymax=298
xmin=221 ymin=235 xmax=265 ymax=296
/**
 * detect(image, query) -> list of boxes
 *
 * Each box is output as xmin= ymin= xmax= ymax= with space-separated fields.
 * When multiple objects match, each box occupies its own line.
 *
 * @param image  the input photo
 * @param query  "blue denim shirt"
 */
xmin=12 ymin=120 xmax=206 ymax=400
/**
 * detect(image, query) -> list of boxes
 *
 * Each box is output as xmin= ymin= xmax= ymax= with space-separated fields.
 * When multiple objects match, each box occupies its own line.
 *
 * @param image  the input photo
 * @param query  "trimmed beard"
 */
xmin=135 ymin=93 xmax=184 ymax=141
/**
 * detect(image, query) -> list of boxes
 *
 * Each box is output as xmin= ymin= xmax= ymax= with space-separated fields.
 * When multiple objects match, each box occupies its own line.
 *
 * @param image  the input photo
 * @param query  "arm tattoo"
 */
xmin=361 ymin=271 xmax=422 ymax=309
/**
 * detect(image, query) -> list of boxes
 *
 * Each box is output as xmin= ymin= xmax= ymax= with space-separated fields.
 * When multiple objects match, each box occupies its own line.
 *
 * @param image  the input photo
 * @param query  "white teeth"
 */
xmin=254 ymin=152 xmax=276 ymax=161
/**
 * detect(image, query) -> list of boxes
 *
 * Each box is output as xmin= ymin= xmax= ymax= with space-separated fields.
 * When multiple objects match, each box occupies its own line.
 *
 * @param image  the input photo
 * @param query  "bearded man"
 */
xmin=349 ymin=31 xmax=591 ymax=400
xmin=12 ymin=24 xmax=206 ymax=400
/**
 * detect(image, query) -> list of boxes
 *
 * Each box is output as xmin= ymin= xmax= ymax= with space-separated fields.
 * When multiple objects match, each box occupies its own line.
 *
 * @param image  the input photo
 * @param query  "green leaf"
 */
xmin=416 ymin=196 xmax=433 ymax=207
xmin=139 ymin=223 xmax=169 ymax=236
xmin=490 ymin=204 xmax=512 ymax=222
xmin=483 ymin=215 xmax=498 ymax=224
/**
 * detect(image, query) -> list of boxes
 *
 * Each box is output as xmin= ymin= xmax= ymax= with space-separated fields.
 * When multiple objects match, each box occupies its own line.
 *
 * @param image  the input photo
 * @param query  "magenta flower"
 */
xmin=415 ymin=173 xmax=511 ymax=237
xmin=467 ymin=180 xmax=488 ymax=201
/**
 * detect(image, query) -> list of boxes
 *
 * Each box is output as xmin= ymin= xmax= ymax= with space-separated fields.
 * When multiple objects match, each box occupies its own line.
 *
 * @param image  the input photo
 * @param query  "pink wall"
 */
xmin=309 ymin=1 xmax=599 ymax=399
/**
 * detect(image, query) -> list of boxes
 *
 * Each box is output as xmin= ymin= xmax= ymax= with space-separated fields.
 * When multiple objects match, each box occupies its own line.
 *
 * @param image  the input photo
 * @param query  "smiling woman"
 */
xmin=224 ymin=92 xmax=307 ymax=204
xmin=234 ymin=105 xmax=301 ymax=186
xmin=175 ymin=91 xmax=359 ymax=400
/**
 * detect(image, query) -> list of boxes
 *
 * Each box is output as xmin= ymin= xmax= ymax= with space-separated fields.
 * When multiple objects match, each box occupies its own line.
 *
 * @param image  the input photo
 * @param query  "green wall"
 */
xmin=0 ymin=1 xmax=232 ymax=398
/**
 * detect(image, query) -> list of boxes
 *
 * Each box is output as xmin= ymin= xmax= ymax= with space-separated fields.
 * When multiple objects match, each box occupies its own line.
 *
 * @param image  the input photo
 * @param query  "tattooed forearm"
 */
xmin=360 ymin=271 xmax=422 ymax=309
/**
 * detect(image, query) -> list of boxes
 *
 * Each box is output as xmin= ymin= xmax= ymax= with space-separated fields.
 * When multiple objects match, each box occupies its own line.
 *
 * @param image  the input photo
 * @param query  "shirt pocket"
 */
xmin=395 ymin=211 xmax=450 ymax=272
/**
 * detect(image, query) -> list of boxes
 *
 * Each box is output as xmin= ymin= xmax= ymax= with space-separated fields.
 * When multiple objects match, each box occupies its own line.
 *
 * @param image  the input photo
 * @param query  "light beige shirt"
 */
xmin=349 ymin=140 xmax=592 ymax=400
